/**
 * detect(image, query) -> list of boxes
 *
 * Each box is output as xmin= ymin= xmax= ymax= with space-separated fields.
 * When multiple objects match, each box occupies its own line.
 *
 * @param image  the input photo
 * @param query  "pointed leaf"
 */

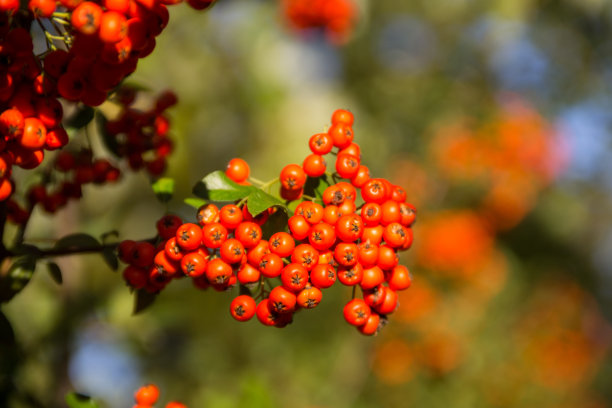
xmin=47 ymin=262 xmax=63 ymax=285
xmin=192 ymin=170 xmax=254 ymax=201
xmin=152 ymin=177 xmax=174 ymax=203
xmin=54 ymin=233 xmax=100 ymax=251
xmin=133 ymin=289 xmax=157 ymax=314
xmin=0 ymin=256 xmax=37 ymax=303
xmin=261 ymin=208 xmax=289 ymax=239
xmin=65 ymin=106 xmax=95 ymax=129
xmin=65 ymin=392 xmax=100 ymax=408
xmin=184 ymin=197 xmax=207 ymax=209
xmin=303 ymin=175 xmax=331 ymax=199
xmin=101 ymin=248 xmax=119 ymax=271
xmin=246 ymin=189 xmax=286 ymax=217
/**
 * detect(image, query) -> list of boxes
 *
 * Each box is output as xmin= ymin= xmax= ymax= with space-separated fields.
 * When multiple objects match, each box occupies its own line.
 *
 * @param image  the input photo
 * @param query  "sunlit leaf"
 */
xmin=0 ymin=256 xmax=37 ymax=303
xmin=246 ymin=188 xmax=286 ymax=217
xmin=192 ymin=170 xmax=254 ymax=201
xmin=152 ymin=177 xmax=175 ymax=203
xmin=184 ymin=197 xmax=207 ymax=209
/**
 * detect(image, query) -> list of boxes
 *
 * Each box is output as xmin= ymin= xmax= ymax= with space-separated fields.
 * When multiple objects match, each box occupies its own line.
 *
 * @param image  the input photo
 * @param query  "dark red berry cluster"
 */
xmin=0 ymin=26 xmax=69 ymax=201
xmin=282 ymin=0 xmax=356 ymax=43
xmin=133 ymin=384 xmax=186 ymax=408
xmin=104 ymin=88 xmax=176 ymax=176
xmin=118 ymin=110 xmax=415 ymax=336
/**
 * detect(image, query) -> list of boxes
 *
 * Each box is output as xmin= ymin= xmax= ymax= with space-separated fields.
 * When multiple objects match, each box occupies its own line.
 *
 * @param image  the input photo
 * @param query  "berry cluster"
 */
xmin=0 ymin=26 xmax=69 ymax=201
xmin=282 ymin=0 xmax=356 ymax=43
xmin=133 ymin=384 xmax=186 ymax=408
xmin=118 ymin=110 xmax=415 ymax=336
xmin=104 ymin=87 xmax=176 ymax=176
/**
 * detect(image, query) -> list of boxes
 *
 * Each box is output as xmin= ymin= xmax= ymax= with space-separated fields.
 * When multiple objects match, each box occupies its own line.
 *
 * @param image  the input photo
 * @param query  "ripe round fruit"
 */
xmin=230 ymin=295 xmax=256 ymax=322
xmin=343 ymin=298 xmax=371 ymax=326
xmin=280 ymin=164 xmax=306 ymax=191
xmin=135 ymin=384 xmax=159 ymax=405
xmin=226 ymin=158 xmax=250 ymax=183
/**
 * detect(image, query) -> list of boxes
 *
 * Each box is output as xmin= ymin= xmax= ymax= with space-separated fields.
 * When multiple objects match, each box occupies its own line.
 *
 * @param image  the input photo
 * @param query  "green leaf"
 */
xmin=184 ymin=197 xmax=207 ymax=209
xmin=192 ymin=170 xmax=254 ymax=201
xmin=246 ymin=189 xmax=286 ymax=217
xmin=133 ymin=289 xmax=157 ymax=315
xmin=0 ymin=256 xmax=37 ymax=303
xmin=152 ymin=177 xmax=175 ymax=203
xmin=261 ymin=208 xmax=289 ymax=239
xmin=65 ymin=392 xmax=100 ymax=408
xmin=47 ymin=262 xmax=62 ymax=285
xmin=12 ymin=244 xmax=42 ymax=257
xmin=54 ymin=233 xmax=100 ymax=251
xmin=101 ymin=248 xmax=119 ymax=271
xmin=95 ymin=112 xmax=121 ymax=158
xmin=303 ymin=175 xmax=331 ymax=199
xmin=65 ymin=105 xmax=95 ymax=129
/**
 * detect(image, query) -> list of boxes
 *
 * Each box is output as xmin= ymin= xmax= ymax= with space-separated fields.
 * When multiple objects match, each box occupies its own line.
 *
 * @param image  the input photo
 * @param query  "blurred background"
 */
xmin=4 ymin=0 xmax=612 ymax=406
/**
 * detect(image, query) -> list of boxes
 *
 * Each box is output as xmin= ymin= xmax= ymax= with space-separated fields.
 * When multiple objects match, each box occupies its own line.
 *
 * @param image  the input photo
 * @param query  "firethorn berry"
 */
xmin=269 ymin=231 xmax=295 ymax=258
xmin=165 ymin=402 xmax=188 ymax=408
xmin=360 ymin=266 xmax=385 ymax=290
xmin=268 ymin=286 xmax=297 ymax=314
xmin=309 ymin=263 xmax=336 ymax=289
xmin=327 ymin=122 xmax=353 ymax=149
xmin=176 ymin=223 xmax=203 ymax=251
xmin=374 ymin=287 xmax=398 ymax=315
xmin=118 ymin=240 xmax=137 ymax=263
xmin=180 ymin=252 xmax=207 ymax=277
xmin=335 ymin=214 xmax=364 ymax=242
xmin=156 ymin=214 xmax=183 ymax=239
xmin=322 ymin=184 xmax=345 ymax=206
xmin=303 ymin=153 xmax=326 ymax=177
xmin=20 ymin=117 xmax=46 ymax=149
xmin=246 ymin=240 xmax=270 ymax=265
xmin=288 ymin=214 xmax=310 ymax=241
xmin=361 ymin=178 xmax=389 ymax=204
xmin=399 ymin=202 xmax=417 ymax=226
xmin=339 ymin=142 xmax=361 ymax=158
xmin=0 ymin=108 xmax=24 ymax=139
xmin=205 ymin=258 xmax=232 ymax=285
xmin=362 ymin=225 xmax=384 ymax=245
xmin=130 ymin=242 xmax=155 ymax=268
xmin=337 ymin=263 xmax=363 ymax=286
xmin=280 ymin=263 xmax=309 ymax=292
xmin=331 ymin=108 xmax=354 ymax=126
xmin=219 ymin=204 xmax=243 ymax=229
xmin=380 ymin=200 xmax=401 ymax=225
xmin=226 ymin=158 xmax=250 ymax=183
xmin=334 ymin=242 xmax=359 ymax=267
xmin=201 ymin=222 xmax=228 ymax=249
xmin=154 ymin=250 xmax=179 ymax=276
xmin=291 ymin=244 xmax=319 ymax=271
xmin=197 ymin=203 xmax=219 ymax=225
xmin=323 ymin=205 xmax=340 ymax=225
xmin=237 ymin=263 xmax=260 ymax=285
xmin=234 ymin=221 xmax=262 ymax=248
xmin=297 ymin=285 xmax=322 ymax=309
xmin=256 ymin=299 xmax=279 ymax=326
xmin=377 ymin=245 xmax=399 ymax=270
xmin=383 ymin=222 xmax=408 ymax=248
xmin=135 ymin=384 xmax=159 ymax=405
xmin=309 ymin=133 xmax=334 ymax=155
xmin=298 ymin=201 xmax=324 ymax=224
xmin=361 ymin=203 xmax=382 ymax=226
xmin=164 ymin=237 xmax=185 ymax=262
xmin=280 ymin=164 xmax=306 ymax=190
xmin=363 ymin=285 xmax=386 ymax=308
xmin=387 ymin=264 xmax=412 ymax=291
xmin=71 ymin=2 xmax=103 ymax=34
xmin=358 ymin=312 xmax=381 ymax=336
xmin=99 ymin=11 xmax=127 ymax=43
xmin=219 ymin=238 xmax=245 ymax=264
xmin=343 ymin=298 xmax=371 ymax=326
xmin=230 ymin=295 xmax=256 ymax=322
xmin=335 ymin=153 xmax=360 ymax=179
xmin=337 ymin=199 xmax=356 ymax=217
xmin=357 ymin=240 xmax=379 ymax=268
xmin=122 ymin=265 xmax=148 ymax=289
xmin=258 ymin=253 xmax=284 ymax=278
xmin=308 ymin=222 xmax=336 ymax=251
